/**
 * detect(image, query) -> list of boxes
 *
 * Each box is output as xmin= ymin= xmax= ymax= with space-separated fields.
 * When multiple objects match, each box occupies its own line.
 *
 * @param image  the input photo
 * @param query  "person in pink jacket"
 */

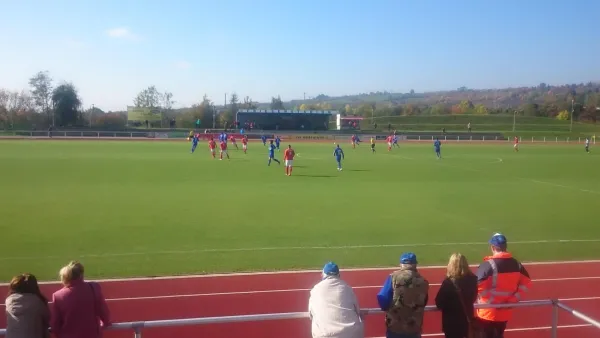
xmin=50 ymin=261 xmax=111 ymax=338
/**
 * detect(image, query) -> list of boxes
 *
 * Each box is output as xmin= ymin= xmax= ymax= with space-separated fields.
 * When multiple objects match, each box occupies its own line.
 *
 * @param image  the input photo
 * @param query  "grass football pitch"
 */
xmin=0 ymin=139 xmax=599 ymax=281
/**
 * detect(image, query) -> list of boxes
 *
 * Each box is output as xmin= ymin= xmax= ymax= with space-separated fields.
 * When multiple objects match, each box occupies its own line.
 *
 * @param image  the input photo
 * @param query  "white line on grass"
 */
xmin=1 ymin=239 xmax=599 ymax=262
xmin=2 ymin=259 xmax=600 ymax=285
xmin=529 ymin=179 xmax=600 ymax=195
xmin=436 ymin=160 xmax=600 ymax=195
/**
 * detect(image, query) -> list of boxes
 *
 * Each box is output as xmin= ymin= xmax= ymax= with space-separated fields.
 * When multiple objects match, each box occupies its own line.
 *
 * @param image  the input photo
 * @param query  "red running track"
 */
xmin=1 ymin=261 xmax=599 ymax=338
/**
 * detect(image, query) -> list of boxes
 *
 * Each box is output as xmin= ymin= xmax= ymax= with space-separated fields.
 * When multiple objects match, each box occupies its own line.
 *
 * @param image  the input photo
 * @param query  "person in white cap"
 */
xmin=308 ymin=262 xmax=364 ymax=338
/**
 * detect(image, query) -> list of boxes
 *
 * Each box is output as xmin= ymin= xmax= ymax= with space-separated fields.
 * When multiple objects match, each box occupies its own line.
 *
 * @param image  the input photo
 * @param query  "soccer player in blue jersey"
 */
xmin=275 ymin=136 xmax=281 ymax=151
xmin=392 ymin=135 xmax=399 ymax=148
xmin=190 ymin=133 xmax=199 ymax=154
xmin=261 ymin=134 xmax=267 ymax=146
xmin=333 ymin=144 xmax=345 ymax=171
xmin=434 ymin=137 xmax=441 ymax=159
xmin=268 ymin=140 xmax=281 ymax=166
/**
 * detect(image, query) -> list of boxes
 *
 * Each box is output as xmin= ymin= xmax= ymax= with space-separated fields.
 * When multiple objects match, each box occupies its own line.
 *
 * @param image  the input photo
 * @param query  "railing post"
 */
xmin=134 ymin=327 xmax=142 ymax=338
xmin=551 ymin=300 xmax=558 ymax=338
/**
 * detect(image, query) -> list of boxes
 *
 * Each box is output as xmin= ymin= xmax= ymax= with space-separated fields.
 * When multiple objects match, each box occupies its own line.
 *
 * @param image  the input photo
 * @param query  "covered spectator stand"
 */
xmin=337 ymin=115 xmax=363 ymax=130
xmin=236 ymin=109 xmax=338 ymax=131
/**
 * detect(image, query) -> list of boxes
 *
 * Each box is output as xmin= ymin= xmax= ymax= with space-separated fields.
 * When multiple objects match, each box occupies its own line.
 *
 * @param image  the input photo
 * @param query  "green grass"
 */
xmin=1 ymin=140 xmax=599 ymax=282
xmin=364 ymin=114 xmax=600 ymax=134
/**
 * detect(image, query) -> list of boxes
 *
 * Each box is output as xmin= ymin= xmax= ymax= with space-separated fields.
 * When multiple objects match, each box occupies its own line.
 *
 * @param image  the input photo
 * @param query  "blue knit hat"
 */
xmin=400 ymin=252 xmax=417 ymax=264
xmin=322 ymin=262 xmax=340 ymax=278
xmin=489 ymin=233 xmax=507 ymax=247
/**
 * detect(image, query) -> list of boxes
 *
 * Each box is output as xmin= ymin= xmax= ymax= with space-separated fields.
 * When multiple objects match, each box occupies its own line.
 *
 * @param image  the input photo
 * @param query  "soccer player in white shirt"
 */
xmin=585 ymin=138 xmax=590 ymax=153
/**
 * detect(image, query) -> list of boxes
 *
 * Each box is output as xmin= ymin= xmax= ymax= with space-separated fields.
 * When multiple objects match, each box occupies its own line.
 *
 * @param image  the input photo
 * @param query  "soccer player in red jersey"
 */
xmin=230 ymin=135 xmax=239 ymax=150
xmin=241 ymin=135 xmax=248 ymax=154
xmin=387 ymin=135 xmax=393 ymax=151
xmin=351 ymin=135 xmax=356 ymax=149
xmin=514 ymin=136 xmax=519 ymax=152
xmin=208 ymin=138 xmax=217 ymax=159
xmin=284 ymin=145 xmax=295 ymax=176
xmin=220 ymin=139 xmax=230 ymax=160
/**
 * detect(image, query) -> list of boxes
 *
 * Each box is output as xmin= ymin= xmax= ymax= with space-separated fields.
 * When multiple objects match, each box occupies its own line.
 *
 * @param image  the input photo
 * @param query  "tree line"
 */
xmin=2 ymin=72 xmax=599 ymax=130
xmin=0 ymin=71 xmax=84 ymax=130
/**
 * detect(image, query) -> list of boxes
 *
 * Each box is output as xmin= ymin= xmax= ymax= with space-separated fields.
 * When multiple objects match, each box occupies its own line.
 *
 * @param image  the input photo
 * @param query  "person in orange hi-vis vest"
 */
xmin=475 ymin=233 xmax=531 ymax=338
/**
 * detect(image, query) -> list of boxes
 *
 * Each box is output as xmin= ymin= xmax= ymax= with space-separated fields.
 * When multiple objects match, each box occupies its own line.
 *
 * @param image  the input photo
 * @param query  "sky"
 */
xmin=1 ymin=0 xmax=599 ymax=112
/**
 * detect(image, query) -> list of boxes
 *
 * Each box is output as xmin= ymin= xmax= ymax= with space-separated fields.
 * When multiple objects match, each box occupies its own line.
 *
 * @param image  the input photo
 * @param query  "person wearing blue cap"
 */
xmin=474 ymin=233 xmax=531 ymax=338
xmin=309 ymin=262 xmax=364 ymax=338
xmin=376 ymin=253 xmax=429 ymax=338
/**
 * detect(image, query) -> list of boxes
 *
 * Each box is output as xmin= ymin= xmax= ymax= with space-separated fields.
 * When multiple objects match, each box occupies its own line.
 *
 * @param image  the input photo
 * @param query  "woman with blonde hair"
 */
xmin=5 ymin=273 xmax=50 ymax=338
xmin=50 ymin=261 xmax=111 ymax=338
xmin=435 ymin=253 xmax=478 ymax=338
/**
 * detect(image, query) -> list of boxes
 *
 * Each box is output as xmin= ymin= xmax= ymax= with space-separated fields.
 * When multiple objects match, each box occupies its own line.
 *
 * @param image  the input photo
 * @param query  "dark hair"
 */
xmin=8 ymin=273 xmax=48 ymax=304
xmin=493 ymin=244 xmax=508 ymax=251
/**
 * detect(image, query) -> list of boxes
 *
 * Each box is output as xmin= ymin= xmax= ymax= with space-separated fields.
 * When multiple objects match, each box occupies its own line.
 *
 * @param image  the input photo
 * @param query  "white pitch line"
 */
xmin=529 ymin=179 xmax=600 ymax=195
xmin=1 ymin=259 xmax=598 ymax=285
xmin=436 ymin=159 xmax=599 ymax=195
xmin=2 ymin=238 xmax=599 ymax=262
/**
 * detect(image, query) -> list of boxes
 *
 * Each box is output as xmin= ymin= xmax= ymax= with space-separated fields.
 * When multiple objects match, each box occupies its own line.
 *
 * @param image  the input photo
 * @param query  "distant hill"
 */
xmin=248 ymin=83 xmax=600 ymax=111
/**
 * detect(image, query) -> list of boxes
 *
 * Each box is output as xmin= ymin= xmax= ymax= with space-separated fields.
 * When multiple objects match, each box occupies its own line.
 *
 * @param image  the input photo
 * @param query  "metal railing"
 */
xmin=0 ymin=130 xmax=597 ymax=143
xmin=1 ymin=299 xmax=599 ymax=337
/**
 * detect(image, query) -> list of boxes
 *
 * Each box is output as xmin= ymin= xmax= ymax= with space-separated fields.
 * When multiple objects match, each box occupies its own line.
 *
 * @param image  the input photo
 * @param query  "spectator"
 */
xmin=308 ymin=262 xmax=364 ymax=338
xmin=50 ymin=261 xmax=111 ymax=338
xmin=377 ymin=253 xmax=429 ymax=338
xmin=435 ymin=253 xmax=478 ymax=338
xmin=475 ymin=234 xmax=531 ymax=338
xmin=5 ymin=273 xmax=50 ymax=338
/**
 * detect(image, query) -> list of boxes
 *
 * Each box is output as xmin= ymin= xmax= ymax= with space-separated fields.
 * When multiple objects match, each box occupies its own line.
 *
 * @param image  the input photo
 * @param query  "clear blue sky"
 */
xmin=0 ymin=0 xmax=598 ymax=111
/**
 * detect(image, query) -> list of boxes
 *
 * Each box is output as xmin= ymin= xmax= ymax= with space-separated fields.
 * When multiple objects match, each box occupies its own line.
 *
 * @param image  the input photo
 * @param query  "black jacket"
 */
xmin=435 ymin=274 xmax=478 ymax=336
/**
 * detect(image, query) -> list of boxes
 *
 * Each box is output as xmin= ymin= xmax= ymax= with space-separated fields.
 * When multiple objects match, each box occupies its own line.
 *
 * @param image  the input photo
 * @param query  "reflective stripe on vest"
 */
xmin=478 ymin=258 xmax=518 ymax=304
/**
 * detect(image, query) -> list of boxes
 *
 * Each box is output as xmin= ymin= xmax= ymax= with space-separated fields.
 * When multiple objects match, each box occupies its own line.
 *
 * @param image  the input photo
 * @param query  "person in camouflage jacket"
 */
xmin=377 ymin=253 xmax=430 ymax=338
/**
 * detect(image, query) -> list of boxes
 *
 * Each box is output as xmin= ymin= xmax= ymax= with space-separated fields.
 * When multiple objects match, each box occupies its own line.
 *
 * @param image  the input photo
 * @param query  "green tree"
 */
xmin=521 ymin=103 xmax=539 ymax=117
xmin=52 ymin=82 xmax=82 ymax=126
xmin=343 ymin=104 xmax=352 ymax=115
xmin=218 ymin=93 xmax=238 ymax=127
xmin=474 ymin=104 xmax=488 ymax=115
xmin=28 ymin=71 xmax=53 ymax=125
xmin=430 ymin=103 xmax=449 ymax=115
xmin=244 ymin=96 xmax=257 ymax=109
xmin=161 ymin=91 xmax=174 ymax=111
xmin=318 ymin=102 xmax=333 ymax=110
xmin=556 ymin=110 xmax=570 ymax=121
xmin=270 ymin=96 xmax=284 ymax=110
xmin=458 ymin=100 xmax=474 ymax=114
xmin=355 ymin=104 xmax=374 ymax=118
xmin=0 ymin=89 xmax=35 ymax=128
xmin=133 ymin=85 xmax=163 ymax=108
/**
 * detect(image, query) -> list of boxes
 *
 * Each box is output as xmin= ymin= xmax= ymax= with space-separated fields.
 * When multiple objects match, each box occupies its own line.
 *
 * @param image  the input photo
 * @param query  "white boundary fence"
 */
xmin=0 ymin=130 xmax=597 ymax=143
xmin=1 ymin=299 xmax=598 ymax=338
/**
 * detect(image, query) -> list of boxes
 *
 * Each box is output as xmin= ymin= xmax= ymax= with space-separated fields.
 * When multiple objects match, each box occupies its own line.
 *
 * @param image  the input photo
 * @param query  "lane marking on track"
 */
xmin=2 ymin=239 xmax=599 ymax=263
xmin=1 ymin=294 xmax=599 ymax=307
xmin=3 ymin=277 xmax=598 ymax=304
xmin=1 ymin=259 xmax=598 ymax=285
xmin=369 ymin=324 xmax=594 ymax=338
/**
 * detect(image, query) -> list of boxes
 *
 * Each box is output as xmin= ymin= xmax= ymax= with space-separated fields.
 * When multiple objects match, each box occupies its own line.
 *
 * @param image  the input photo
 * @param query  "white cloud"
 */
xmin=174 ymin=61 xmax=191 ymax=70
xmin=106 ymin=27 xmax=138 ymax=40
